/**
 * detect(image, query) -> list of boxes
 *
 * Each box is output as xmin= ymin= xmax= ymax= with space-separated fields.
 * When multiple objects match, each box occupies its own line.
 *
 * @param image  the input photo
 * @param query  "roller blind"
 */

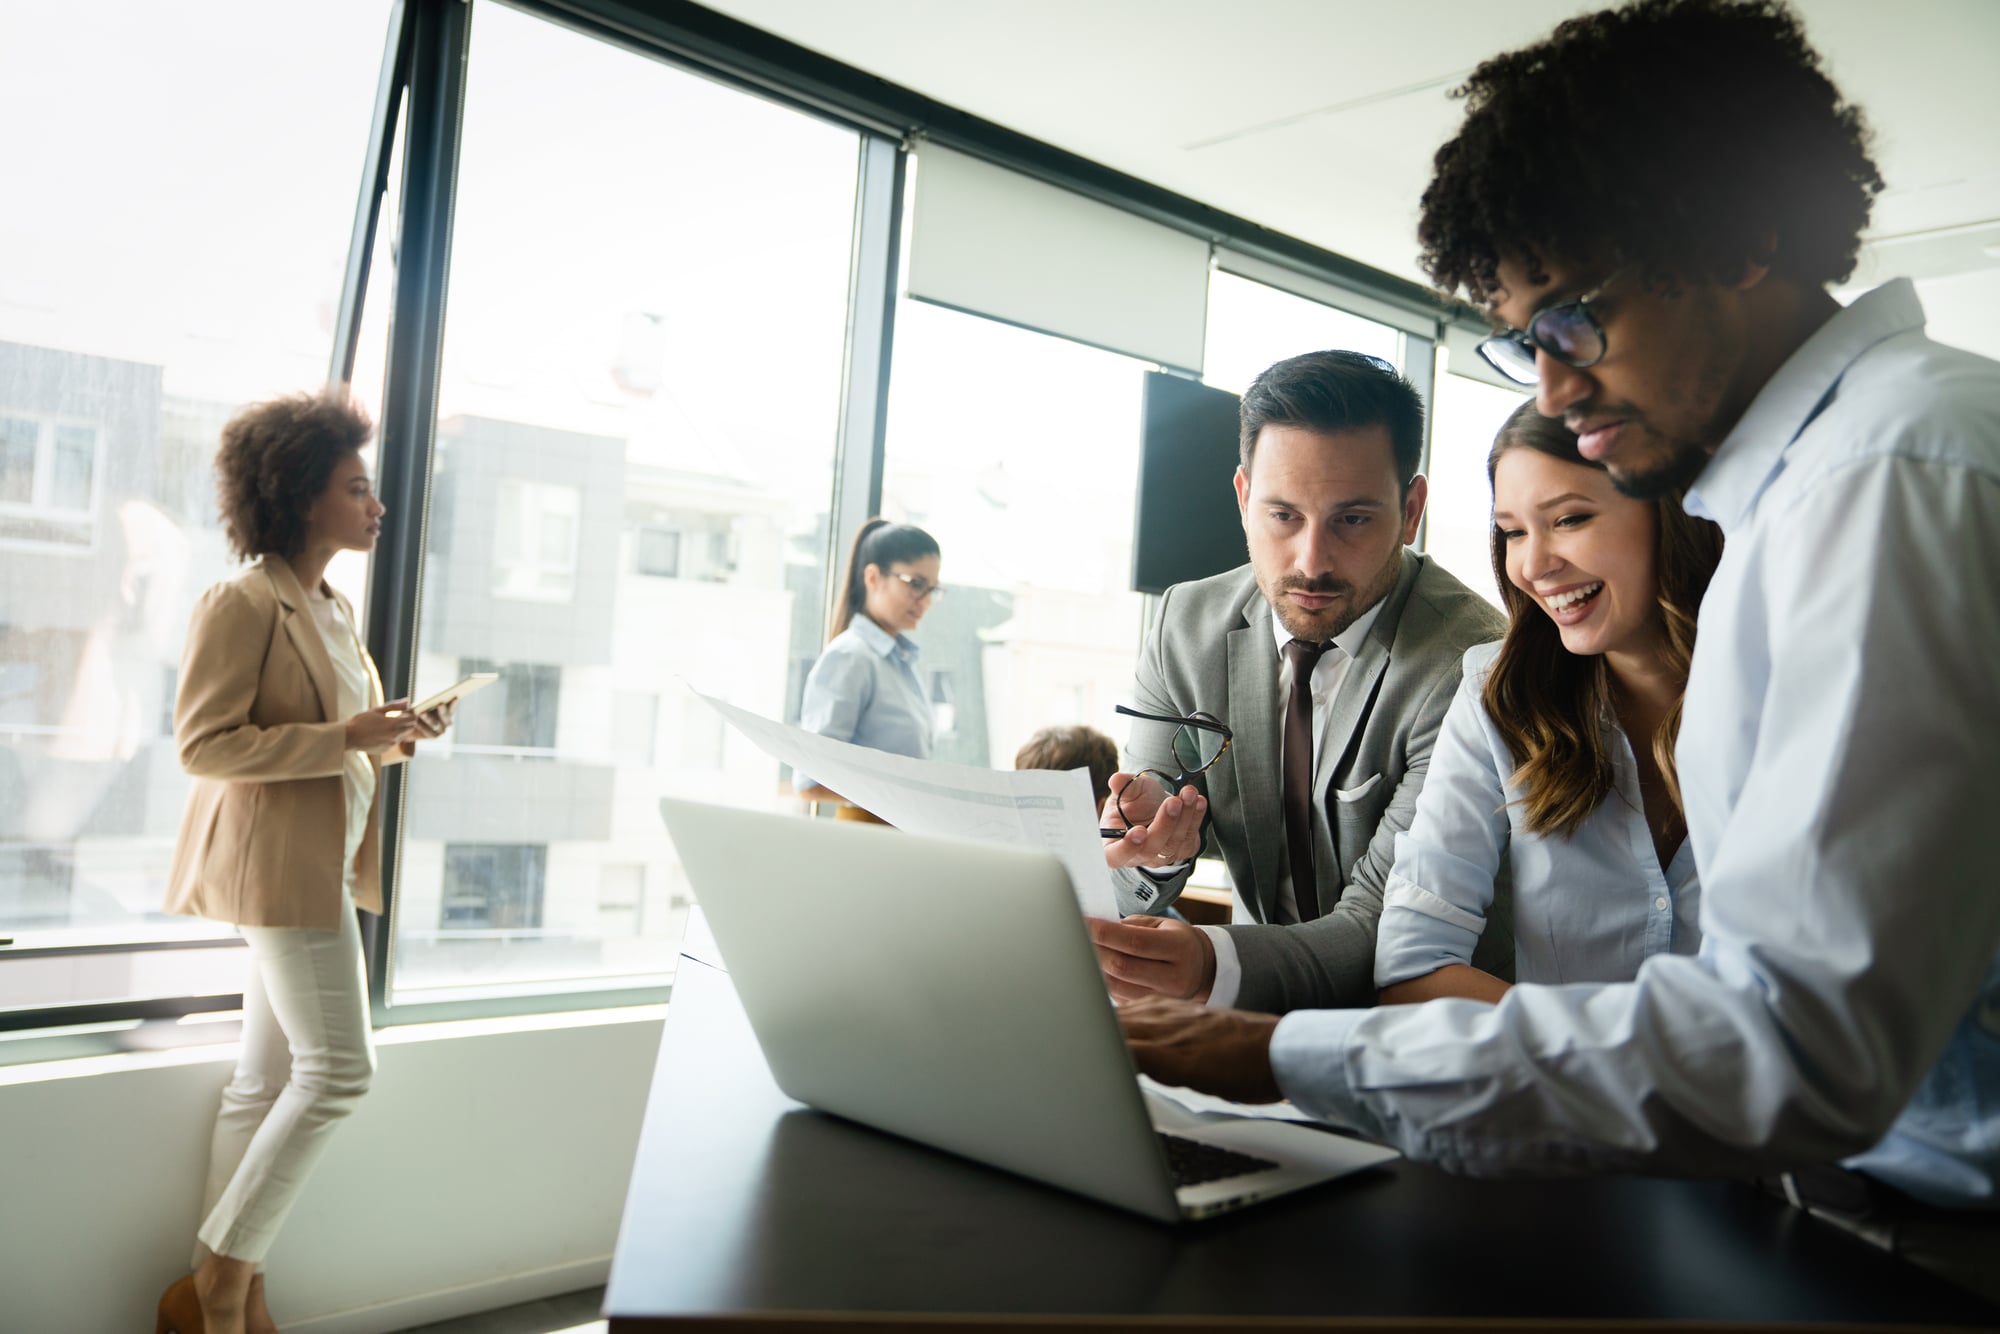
xmin=907 ymin=144 xmax=1210 ymax=374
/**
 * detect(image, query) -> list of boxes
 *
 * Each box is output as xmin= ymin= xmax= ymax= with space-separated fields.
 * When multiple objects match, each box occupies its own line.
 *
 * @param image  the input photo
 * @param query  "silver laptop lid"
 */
xmin=659 ymin=798 xmax=1179 ymax=1222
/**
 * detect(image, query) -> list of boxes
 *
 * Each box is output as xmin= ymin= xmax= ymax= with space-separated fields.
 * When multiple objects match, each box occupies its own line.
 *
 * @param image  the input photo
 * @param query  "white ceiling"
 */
xmin=702 ymin=0 xmax=2000 ymax=293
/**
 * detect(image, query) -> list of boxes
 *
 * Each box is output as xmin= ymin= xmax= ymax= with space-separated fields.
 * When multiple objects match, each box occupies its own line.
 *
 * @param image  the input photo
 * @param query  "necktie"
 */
xmin=1282 ymin=638 xmax=1330 ymax=921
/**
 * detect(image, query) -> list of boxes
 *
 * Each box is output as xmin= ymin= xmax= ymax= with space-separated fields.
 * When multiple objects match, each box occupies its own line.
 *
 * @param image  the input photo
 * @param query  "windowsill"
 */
xmin=0 ymin=1001 xmax=668 ymax=1088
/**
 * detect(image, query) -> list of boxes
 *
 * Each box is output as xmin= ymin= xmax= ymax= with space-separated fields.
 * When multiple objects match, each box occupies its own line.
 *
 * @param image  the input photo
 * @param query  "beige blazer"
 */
xmin=164 ymin=556 xmax=407 ymax=929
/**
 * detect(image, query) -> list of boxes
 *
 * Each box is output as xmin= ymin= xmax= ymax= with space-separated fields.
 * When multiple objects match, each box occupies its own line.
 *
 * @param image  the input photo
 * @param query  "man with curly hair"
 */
xmin=1117 ymin=0 xmax=2000 ymax=1301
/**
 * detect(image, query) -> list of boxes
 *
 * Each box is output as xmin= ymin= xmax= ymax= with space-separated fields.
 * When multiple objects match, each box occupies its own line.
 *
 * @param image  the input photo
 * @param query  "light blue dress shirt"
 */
xmin=797 ymin=616 xmax=934 ymax=789
xmin=1267 ymin=280 xmax=2000 ymax=1207
xmin=1374 ymin=641 xmax=1699 ymax=990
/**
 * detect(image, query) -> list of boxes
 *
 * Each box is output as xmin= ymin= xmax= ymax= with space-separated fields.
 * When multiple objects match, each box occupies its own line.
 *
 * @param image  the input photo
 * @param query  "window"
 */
xmin=390 ymin=2 xmax=859 ymax=1006
xmin=1424 ymin=349 xmax=1531 ymax=606
xmin=450 ymin=660 xmax=560 ymax=753
xmin=0 ymin=412 xmax=103 ymax=544
xmin=494 ymin=478 xmax=581 ymax=601
xmin=0 ymin=2 xmax=392 ymax=1021
xmin=440 ymin=844 xmax=546 ymax=930
xmin=635 ymin=525 xmax=682 ymax=577
xmin=880 ymin=301 xmax=1150 ymax=768
xmin=1201 ymin=270 xmax=1403 ymax=396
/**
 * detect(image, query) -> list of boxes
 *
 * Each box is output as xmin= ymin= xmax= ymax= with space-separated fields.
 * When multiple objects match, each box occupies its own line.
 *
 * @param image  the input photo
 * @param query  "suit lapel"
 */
xmin=264 ymin=557 xmax=342 ymax=725
xmin=1226 ymin=593 xmax=1283 ymax=921
xmin=1315 ymin=549 xmax=1420 ymax=797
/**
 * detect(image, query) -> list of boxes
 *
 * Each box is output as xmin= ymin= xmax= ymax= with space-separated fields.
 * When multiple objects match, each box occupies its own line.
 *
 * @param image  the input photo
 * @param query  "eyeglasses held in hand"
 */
xmin=1097 ymin=704 xmax=1232 ymax=839
xmin=1476 ymin=280 xmax=1615 ymax=386
xmin=890 ymin=572 xmax=944 ymax=601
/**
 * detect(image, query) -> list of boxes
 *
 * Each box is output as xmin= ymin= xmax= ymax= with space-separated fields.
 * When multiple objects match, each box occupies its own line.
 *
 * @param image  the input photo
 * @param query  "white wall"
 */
xmin=0 ymin=1007 xmax=665 ymax=1334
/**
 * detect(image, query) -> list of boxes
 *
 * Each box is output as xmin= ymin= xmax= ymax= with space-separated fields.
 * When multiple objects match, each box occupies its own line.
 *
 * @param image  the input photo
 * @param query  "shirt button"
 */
xmin=1654 ymin=896 xmax=1669 ymax=912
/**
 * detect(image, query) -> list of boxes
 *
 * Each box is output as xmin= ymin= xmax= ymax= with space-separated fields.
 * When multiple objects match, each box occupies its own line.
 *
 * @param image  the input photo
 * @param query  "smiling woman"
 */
xmin=1369 ymin=401 xmax=1723 ymax=1007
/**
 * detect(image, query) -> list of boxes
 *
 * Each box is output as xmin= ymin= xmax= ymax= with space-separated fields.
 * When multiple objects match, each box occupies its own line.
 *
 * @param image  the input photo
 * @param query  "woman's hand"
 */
xmin=345 ymin=702 xmax=419 ymax=754
xmin=406 ymin=699 xmax=456 ymax=742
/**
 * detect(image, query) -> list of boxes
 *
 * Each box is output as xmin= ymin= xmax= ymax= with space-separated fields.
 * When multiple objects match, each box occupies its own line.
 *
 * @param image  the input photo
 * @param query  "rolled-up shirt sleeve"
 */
xmin=1373 ymin=658 xmax=1510 ymax=989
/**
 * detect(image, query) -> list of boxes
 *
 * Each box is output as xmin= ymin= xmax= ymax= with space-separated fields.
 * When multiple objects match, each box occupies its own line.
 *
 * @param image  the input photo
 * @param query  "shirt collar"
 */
xmin=852 ymin=614 xmax=920 ymax=662
xmin=1267 ymin=585 xmax=1386 ymax=662
xmin=1685 ymin=279 xmax=1926 ymax=533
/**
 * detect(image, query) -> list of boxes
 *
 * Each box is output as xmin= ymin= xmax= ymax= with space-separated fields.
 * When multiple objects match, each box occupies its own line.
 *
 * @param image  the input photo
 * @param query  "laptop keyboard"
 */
xmin=1158 ymin=1132 xmax=1280 ymax=1187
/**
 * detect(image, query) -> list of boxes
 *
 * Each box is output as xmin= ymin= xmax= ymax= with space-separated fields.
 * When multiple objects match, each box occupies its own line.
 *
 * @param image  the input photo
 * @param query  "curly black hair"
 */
xmin=214 ymin=390 xmax=374 ymax=560
xmin=1418 ymin=0 xmax=1883 ymax=303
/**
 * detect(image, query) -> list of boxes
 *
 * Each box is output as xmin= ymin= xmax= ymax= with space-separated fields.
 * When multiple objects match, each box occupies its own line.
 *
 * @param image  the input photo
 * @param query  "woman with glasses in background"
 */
xmin=1372 ymin=402 xmax=1722 ymax=1003
xmin=795 ymin=518 xmax=944 ymax=823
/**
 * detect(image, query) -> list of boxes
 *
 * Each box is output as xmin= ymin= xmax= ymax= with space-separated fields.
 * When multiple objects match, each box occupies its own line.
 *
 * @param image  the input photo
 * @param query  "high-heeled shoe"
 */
xmin=156 ymin=1273 xmax=205 ymax=1334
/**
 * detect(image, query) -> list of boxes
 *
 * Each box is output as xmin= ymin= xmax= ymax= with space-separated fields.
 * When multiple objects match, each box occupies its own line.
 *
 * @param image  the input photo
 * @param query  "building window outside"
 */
xmin=441 ymin=844 xmax=547 ymax=931
xmin=635 ymin=524 xmax=681 ymax=577
xmin=453 ymin=659 xmax=560 ymax=753
xmin=0 ymin=412 xmax=103 ymax=544
xmin=494 ymin=478 xmax=580 ymax=601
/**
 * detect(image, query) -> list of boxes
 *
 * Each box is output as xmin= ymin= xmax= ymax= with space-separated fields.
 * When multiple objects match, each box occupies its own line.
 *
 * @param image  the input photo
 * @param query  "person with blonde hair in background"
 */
xmin=795 ymin=518 xmax=942 ymax=823
xmin=155 ymin=391 xmax=453 ymax=1334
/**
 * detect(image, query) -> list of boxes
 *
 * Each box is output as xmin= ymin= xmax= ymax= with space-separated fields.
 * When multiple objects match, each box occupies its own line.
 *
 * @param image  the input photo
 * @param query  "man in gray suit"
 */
xmin=1094 ymin=350 xmax=1506 ymax=1013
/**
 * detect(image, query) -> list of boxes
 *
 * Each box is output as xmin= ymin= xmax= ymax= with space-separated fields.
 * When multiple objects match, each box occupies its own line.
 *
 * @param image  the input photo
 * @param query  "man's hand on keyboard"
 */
xmin=1116 ymin=995 xmax=1282 ymax=1105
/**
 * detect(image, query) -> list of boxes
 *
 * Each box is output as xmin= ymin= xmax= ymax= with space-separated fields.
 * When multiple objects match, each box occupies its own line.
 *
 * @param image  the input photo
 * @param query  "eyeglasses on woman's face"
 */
xmin=890 ymin=572 xmax=944 ymax=601
xmin=1098 ymin=704 xmax=1232 ymax=838
xmin=1477 ymin=277 xmax=1618 ymax=386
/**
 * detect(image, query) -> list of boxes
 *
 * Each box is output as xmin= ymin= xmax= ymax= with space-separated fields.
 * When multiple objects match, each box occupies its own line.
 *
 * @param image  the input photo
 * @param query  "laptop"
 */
xmin=658 ymin=797 xmax=1398 ymax=1222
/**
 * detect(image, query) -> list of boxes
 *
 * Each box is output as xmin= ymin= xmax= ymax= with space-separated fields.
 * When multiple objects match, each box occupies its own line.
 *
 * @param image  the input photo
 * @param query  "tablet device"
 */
xmin=389 ymin=672 xmax=498 ymax=717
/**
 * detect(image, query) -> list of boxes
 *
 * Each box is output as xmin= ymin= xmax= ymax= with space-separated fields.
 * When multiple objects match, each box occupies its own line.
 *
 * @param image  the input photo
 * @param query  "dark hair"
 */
xmin=831 ymin=518 xmax=941 ymax=639
xmin=1481 ymin=402 xmax=1723 ymax=837
xmin=1239 ymin=350 xmax=1425 ymax=495
xmin=1418 ymin=0 xmax=1882 ymax=303
xmin=1015 ymin=725 xmax=1120 ymax=811
xmin=214 ymin=390 xmax=374 ymax=561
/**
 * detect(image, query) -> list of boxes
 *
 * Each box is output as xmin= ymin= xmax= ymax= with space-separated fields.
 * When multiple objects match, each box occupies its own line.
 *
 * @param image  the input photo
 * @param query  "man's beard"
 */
xmin=1607 ymin=431 xmax=1712 ymax=501
xmin=1265 ymin=553 xmax=1399 ymax=643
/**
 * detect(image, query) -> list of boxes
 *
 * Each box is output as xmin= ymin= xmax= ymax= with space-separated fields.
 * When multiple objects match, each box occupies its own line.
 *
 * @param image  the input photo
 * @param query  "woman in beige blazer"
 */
xmin=156 ymin=391 xmax=451 ymax=1334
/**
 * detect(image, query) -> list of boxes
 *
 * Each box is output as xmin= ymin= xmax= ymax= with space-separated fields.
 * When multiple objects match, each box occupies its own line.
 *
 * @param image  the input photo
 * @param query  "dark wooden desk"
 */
xmin=606 ymin=952 xmax=2000 ymax=1331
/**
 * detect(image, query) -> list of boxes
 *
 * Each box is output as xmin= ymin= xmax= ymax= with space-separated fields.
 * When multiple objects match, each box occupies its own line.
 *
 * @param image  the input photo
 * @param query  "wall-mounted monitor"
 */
xmin=1132 ymin=372 xmax=1245 ymax=595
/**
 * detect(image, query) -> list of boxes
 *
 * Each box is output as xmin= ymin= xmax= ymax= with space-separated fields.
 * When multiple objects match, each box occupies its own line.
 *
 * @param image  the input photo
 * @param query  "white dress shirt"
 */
xmin=305 ymin=587 xmax=375 ymax=892
xmin=1372 ymin=641 xmax=1700 ymax=990
xmin=1266 ymin=280 xmax=2000 ymax=1206
xmin=1198 ymin=597 xmax=1383 ymax=1007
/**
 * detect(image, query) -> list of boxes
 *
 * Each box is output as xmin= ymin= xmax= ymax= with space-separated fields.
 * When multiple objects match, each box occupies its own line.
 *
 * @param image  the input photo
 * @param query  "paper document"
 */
xmin=1139 ymin=1075 xmax=1319 ymax=1126
xmin=692 ymin=687 xmax=1117 ymax=920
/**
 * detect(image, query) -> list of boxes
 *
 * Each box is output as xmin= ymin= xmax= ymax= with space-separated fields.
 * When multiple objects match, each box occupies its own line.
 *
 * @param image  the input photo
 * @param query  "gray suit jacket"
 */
xmin=1118 ymin=549 xmax=1511 ymax=1012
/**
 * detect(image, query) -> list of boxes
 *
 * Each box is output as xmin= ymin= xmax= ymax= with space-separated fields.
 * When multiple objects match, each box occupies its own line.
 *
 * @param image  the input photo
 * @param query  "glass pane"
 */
xmin=51 ymin=425 xmax=97 ymax=512
xmin=1425 ymin=349 xmax=1531 ymax=607
xmin=878 ymin=301 xmax=1149 ymax=769
xmin=393 ymin=2 xmax=859 ymax=1004
xmin=0 ymin=1 xmax=393 ymax=1016
xmin=1202 ymin=269 xmax=1403 ymax=396
xmin=0 ymin=415 xmax=35 ymax=504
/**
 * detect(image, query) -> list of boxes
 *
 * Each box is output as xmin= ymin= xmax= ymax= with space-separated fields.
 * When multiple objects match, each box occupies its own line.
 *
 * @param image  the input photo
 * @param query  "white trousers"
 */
xmin=195 ymin=894 xmax=375 ymax=1263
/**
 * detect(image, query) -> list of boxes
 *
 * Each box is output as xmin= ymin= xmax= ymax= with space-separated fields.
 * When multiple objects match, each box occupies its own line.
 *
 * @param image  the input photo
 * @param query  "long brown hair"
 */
xmin=830 ymin=517 xmax=940 ymax=640
xmin=1481 ymin=403 xmax=1723 ymax=837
